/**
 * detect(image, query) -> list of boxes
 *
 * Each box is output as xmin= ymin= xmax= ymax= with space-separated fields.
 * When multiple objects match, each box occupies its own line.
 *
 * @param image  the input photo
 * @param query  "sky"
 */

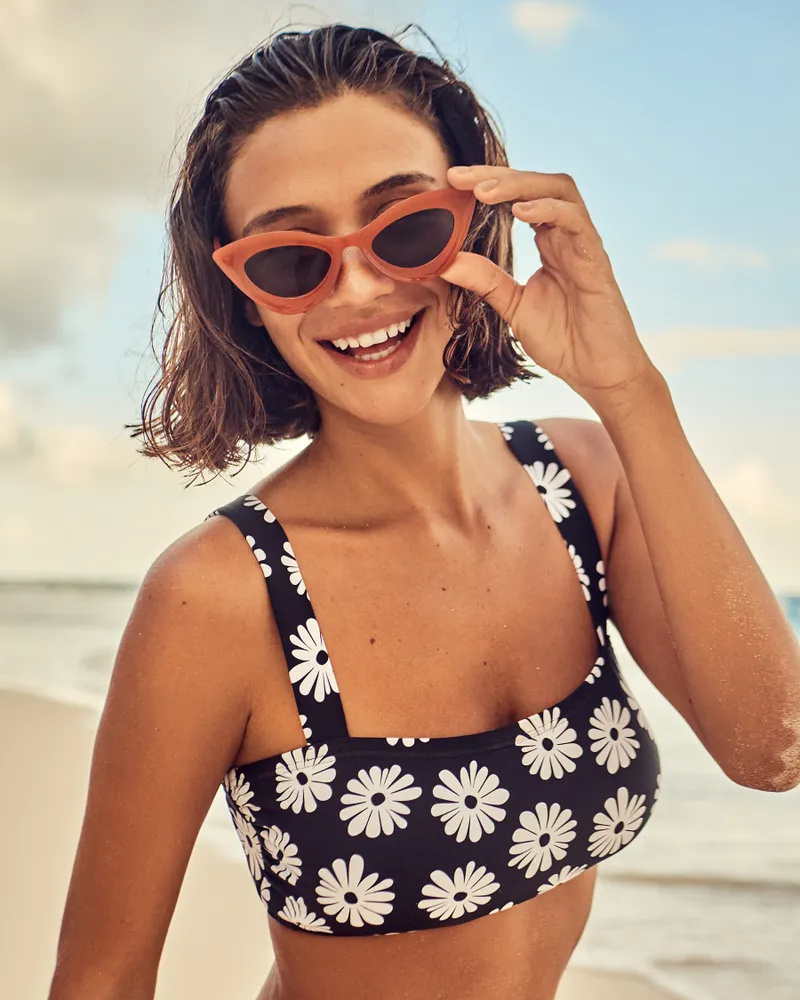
xmin=1 ymin=0 xmax=798 ymax=590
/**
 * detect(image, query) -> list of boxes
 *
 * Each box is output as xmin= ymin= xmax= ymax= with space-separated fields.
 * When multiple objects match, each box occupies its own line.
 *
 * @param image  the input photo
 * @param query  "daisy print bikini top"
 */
xmin=205 ymin=420 xmax=662 ymax=937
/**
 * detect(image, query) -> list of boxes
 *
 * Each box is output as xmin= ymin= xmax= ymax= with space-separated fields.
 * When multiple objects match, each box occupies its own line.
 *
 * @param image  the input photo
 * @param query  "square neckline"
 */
xmin=231 ymin=420 xmax=612 ymax=772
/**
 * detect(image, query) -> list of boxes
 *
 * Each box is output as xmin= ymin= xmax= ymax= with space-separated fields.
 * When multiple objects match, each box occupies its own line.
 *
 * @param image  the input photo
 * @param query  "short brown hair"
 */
xmin=127 ymin=22 xmax=538 ymax=480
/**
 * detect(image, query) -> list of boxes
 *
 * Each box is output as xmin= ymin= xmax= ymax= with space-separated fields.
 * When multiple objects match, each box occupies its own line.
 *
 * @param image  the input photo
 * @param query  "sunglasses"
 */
xmin=212 ymin=187 xmax=477 ymax=315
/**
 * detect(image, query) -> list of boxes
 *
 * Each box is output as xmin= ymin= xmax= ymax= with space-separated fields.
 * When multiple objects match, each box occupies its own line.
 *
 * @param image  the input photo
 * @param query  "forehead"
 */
xmin=223 ymin=92 xmax=449 ymax=234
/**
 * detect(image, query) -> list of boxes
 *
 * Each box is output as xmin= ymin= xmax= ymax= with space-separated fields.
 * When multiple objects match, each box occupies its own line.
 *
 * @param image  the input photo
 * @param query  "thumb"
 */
xmin=439 ymin=251 xmax=523 ymax=326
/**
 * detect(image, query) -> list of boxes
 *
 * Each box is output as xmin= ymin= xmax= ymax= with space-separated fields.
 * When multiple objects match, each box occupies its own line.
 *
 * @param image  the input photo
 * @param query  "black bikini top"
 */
xmin=205 ymin=420 xmax=661 ymax=936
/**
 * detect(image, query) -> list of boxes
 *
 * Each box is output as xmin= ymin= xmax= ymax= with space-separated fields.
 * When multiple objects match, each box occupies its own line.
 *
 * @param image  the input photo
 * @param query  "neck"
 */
xmin=302 ymin=381 xmax=500 ymax=533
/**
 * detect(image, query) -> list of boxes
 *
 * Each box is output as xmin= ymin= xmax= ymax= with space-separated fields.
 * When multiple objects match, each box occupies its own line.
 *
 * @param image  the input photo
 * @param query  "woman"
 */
xmin=48 ymin=22 xmax=800 ymax=1000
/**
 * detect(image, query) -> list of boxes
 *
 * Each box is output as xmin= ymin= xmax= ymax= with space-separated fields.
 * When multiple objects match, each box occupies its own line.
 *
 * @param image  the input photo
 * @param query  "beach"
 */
xmin=3 ymin=580 xmax=799 ymax=1000
xmin=2 ymin=688 xmax=685 ymax=1000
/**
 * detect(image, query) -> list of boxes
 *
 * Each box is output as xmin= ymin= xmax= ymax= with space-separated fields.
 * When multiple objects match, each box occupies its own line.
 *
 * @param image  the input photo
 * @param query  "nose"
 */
xmin=328 ymin=245 xmax=397 ymax=306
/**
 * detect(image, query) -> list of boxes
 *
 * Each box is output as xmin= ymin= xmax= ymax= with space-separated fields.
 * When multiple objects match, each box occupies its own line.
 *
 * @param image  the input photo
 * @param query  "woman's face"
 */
xmin=221 ymin=91 xmax=461 ymax=428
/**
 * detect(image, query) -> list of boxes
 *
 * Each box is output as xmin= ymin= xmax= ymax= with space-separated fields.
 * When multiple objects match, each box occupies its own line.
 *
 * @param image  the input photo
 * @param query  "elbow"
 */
xmin=722 ymin=736 xmax=800 ymax=793
xmin=728 ymin=768 xmax=800 ymax=793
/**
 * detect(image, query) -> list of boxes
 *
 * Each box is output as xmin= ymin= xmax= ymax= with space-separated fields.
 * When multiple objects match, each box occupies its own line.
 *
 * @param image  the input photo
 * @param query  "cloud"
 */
xmin=651 ymin=239 xmax=768 ymax=274
xmin=0 ymin=378 xmax=305 ymax=581
xmin=0 ymin=0 xmax=429 ymax=355
xmin=715 ymin=458 xmax=798 ymax=526
xmin=643 ymin=325 xmax=800 ymax=371
xmin=0 ymin=378 xmax=305 ymax=487
xmin=0 ymin=381 xmax=135 ymax=484
xmin=508 ymin=2 xmax=585 ymax=47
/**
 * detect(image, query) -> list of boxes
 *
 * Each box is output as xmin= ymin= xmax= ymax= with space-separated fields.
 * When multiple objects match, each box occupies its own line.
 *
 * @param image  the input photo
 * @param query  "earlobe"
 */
xmin=244 ymin=299 xmax=265 ymax=327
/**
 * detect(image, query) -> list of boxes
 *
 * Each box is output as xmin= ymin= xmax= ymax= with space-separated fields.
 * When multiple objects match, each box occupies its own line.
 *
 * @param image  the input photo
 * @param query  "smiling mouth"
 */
xmin=319 ymin=309 xmax=425 ymax=360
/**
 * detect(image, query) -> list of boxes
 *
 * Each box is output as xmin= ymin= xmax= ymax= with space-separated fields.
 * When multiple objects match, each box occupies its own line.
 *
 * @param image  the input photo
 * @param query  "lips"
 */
xmin=318 ymin=308 xmax=425 ymax=380
xmin=320 ymin=310 xmax=423 ymax=357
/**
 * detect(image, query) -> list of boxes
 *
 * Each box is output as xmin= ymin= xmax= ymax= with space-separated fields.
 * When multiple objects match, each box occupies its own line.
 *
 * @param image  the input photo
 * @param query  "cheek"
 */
xmin=251 ymin=305 xmax=301 ymax=355
xmin=420 ymin=277 xmax=456 ymax=322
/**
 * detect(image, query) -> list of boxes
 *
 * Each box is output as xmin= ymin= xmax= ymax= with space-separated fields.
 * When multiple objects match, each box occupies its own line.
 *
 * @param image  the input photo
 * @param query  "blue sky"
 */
xmin=1 ymin=0 xmax=798 ymax=588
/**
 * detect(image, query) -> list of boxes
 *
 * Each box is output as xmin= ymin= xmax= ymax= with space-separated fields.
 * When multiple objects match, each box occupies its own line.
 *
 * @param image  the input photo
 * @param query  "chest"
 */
xmin=239 ymin=477 xmax=610 ymax=765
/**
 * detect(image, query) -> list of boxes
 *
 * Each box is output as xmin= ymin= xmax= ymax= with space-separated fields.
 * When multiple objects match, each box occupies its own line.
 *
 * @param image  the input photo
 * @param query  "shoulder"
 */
xmin=144 ymin=504 xmax=263 ymax=605
xmin=134 ymin=505 xmax=277 ymax=669
xmin=530 ymin=416 xmax=621 ymax=562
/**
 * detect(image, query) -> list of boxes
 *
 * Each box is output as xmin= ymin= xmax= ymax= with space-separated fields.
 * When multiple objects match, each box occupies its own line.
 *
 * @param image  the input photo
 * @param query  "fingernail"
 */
xmin=476 ymin=179 xmax=498 ymax=191
xmin=449 ymin=165 xmax=471 ymax=174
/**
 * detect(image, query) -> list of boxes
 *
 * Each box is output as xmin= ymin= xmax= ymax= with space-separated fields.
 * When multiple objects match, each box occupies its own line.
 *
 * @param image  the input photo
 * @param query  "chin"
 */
xmin=320 ymin=380 xmax=448 ymax=430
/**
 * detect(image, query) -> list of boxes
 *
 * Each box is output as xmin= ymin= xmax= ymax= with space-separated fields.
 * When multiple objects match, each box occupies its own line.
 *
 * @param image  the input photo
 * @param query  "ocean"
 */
xmin=1 ymin=580 xmax=799 ymax=1000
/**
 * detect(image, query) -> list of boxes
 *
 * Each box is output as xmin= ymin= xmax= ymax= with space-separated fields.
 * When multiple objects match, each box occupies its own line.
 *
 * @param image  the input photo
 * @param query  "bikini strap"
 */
xmin=205 ymin=495 xmax=350 ymax=743
xmin=499 ymin=420 xmax=610 ymax=648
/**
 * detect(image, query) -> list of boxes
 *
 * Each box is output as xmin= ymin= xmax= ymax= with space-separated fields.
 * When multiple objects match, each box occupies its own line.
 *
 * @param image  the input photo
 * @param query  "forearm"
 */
xmin=590 ymin=367 xmax=800 ymax=789
xmin=48 ymin=956 xmax=157 ymax=1000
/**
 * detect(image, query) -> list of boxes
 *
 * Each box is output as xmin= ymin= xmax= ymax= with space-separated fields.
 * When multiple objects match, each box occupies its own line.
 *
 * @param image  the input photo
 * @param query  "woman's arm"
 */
xmin=590 ymin=369 xmax=800 ymax=792
xmin=47 ymin=518 xmax=267 ymax=999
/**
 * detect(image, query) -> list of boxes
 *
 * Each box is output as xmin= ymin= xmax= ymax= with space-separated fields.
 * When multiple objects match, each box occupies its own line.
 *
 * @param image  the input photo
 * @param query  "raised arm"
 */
xmin=47 ymin=516 xmax=270 ymax=999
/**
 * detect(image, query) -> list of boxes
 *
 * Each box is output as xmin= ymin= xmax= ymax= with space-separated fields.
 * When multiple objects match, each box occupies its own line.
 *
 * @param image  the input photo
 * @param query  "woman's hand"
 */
xmin=442 ymin=164 xmax=658 ymax=403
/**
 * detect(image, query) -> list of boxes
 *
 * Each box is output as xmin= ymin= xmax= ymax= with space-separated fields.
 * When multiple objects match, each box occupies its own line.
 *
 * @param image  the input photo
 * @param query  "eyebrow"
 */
xmin=240 ymin=171 xmax=438 ymax=238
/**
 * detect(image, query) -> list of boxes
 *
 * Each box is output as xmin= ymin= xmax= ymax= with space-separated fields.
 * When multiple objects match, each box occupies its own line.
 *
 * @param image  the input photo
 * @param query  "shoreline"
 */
xmin=1 ymin=687 xmax=686 ymax=1000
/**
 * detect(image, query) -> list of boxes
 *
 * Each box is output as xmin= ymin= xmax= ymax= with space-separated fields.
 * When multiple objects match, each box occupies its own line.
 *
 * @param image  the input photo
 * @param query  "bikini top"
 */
xmin=205 ymin=419 xmax=661 ymax=937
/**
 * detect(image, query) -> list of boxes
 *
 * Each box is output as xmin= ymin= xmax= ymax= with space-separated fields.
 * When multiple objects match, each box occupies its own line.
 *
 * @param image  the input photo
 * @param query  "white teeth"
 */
xmin=329 ymin=313 xmax=416 ymax=351
xmin=354 ymin=340 xmax=403 ymax=362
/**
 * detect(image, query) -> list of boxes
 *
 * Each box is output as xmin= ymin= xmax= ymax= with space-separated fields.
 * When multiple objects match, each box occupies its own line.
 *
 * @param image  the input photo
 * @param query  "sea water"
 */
xmin=1 ymin=580 xmax=799 ymax=1000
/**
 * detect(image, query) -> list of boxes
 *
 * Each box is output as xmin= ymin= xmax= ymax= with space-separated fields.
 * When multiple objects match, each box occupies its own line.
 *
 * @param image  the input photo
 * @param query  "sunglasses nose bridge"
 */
xmin=340 ymin=242 xmax=385 ymax=275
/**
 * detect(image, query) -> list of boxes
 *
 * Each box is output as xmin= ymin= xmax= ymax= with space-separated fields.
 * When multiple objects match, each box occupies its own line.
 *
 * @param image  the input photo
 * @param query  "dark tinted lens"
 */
xmin=371 ymin=208 xmax=455 ymax=268
xmin=244 ymin=245 xmax=331 ymax=297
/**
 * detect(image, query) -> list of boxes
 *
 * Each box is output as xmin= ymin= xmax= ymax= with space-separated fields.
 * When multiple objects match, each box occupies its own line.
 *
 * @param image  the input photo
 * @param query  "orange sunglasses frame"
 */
xmin=211 ymin=186 xmax=478 ymax=315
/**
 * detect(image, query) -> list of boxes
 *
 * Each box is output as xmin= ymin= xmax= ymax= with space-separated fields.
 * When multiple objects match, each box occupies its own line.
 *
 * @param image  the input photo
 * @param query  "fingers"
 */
xmin=447 ymin=165 xmax=585 ymax=207
xmin=439 ymin=251 xmax=524 ymax=327
xmin=511 ymin=198 xmax=587 ymax=235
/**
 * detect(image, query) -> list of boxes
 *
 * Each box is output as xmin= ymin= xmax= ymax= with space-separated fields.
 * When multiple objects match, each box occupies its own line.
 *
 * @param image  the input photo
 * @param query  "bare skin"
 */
xmin=232 ymin=413 xmax=613 ymax=1000
xmin=50 ymin=91 xmax=704 ymax=1000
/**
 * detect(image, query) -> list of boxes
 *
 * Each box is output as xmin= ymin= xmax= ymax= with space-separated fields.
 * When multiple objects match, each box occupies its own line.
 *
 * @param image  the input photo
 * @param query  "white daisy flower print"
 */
xmin=499 ymin=423 xmax=515 ymax=441
xmin=596 ymin=559 xmax=608 ymax=606
xmin=277 ymin=896 xmax=332 ymax=933
xmin=489 ymin=901 xmax=515 ymax=914
xmin=536 ymin=864 xmax=588 ymax=893
xmin=617 ymin=675 xmax=655 ymax=739
xmin=418 ymin=861 xmax=499 ymax=921
xmin=525 ymin=461 xmax=576 ymax=523
xmin=431 ymin=760 xmax=509 ymax=843
xmin=232 ymin=809 xmax=264 ymax=880
xmin=281 ymin=541 xmax=307 ymax=596
xmin=275 ymin=744 xmax=337 ymax=814
xmin=385 ymin=737 xmax=431 ymax=746
xmin=508 ymin=802 xmax=577 ymax=878
xmin=588 ymin=786 xmax=647 ymax=857
xmin=339 ymin=764 xmax=422 ymax=838
xmin=516 ymin=707 xmax=583 ymax=780
xmin=596 ymin=624 xmax=605 ymax=648
xmin=586 ymin=655 xmax=604 ymax=685
xmin=535 ymin=424 xmax=555 ymax=450
xmin=243 ymin=495 xmax=277 ymax=522
xmin=261 ymin=825 xmax=303 ymax=885
xmin=246 ymin=534 xmax=272 ymax=578
xmin=299 ymin=714 xmax=312 ymax=741
xmin=288 ymin=618 xmax=338 ymax=703
xmin=567 ymin=543 xmax=591 ymax=601
xmin=588 ymin=697 xmax=640 ymax=774
xmin=316 ymin=855 xmax=395 ymax=928
xmin=259 ymin=877 xmax=271 ymax=907
xmin=223 ymin=768 xmax=261 ymax=822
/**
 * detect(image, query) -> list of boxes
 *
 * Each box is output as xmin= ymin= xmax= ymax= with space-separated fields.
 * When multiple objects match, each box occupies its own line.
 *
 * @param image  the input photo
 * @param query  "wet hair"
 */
xmin=127 ymin=22 xmax=539 ymax=480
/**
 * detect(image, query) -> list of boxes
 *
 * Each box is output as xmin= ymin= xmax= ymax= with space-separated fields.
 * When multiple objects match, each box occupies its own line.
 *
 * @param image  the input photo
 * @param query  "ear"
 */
xmin=244 ymin=298 xmax=265 ymax=327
